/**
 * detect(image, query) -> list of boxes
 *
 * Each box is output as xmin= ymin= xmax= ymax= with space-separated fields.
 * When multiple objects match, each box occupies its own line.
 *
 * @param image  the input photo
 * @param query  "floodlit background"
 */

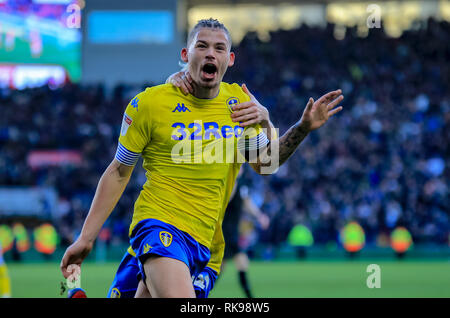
xmin=0 ymin=0 xmax=449 ymax=298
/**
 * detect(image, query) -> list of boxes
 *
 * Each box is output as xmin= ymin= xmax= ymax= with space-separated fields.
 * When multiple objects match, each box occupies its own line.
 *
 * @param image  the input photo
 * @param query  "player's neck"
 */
xmin=193 ymin=84 xmax=220 ymax=100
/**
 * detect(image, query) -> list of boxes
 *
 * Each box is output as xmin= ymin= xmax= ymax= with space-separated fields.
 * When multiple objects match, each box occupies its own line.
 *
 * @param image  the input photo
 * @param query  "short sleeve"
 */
xmin=115 ymin=91 xmax=152 ymax=165
xmin=233 ymin=85 xmax=270 ymax=153
xmin=237 ymin=123 xmax=270 ymax=153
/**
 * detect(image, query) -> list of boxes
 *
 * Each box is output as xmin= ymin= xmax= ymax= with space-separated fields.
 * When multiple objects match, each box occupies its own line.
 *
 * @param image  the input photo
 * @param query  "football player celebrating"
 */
xmin=61 ymin=18 xmax=343 ymax=298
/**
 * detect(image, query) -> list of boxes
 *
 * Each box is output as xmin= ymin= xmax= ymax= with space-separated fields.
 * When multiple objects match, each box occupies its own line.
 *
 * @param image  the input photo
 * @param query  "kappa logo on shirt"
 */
xmin=131 ymin=97 xmax=139 ymax=111
xmin=172 ymin=103 xmax=191 ymax=112
xmin=143 ymin=243 xmax=152 ymax=254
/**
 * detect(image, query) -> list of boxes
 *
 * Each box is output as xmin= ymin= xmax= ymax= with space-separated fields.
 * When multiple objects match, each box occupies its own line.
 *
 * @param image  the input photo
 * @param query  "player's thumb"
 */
xmin=60 ymin=261 xmax=70 ymax=279
xmin=242 ymin=83 xmax=254 ymax=99
xmin=306 ymin=98 xmax=314 ymax=111
xmin=60 ymin=252 xmax=73 ymax=278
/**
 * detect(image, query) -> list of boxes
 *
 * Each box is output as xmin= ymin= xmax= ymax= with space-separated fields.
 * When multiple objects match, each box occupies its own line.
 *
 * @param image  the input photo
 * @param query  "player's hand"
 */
xmin=60 ymin=237 xmax=93 ymax=279
xmin=231 ymin=84 xmax=270 ymax=128
xmin=299 ymin=89 xmax=343 ymax=132
xmin=166 ymin=70 xmax=194 ymax=95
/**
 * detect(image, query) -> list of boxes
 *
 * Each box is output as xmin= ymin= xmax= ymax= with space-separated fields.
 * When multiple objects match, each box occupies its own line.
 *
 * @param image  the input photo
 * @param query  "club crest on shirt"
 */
xmin=120 ymin=113 xmax=132 ymax=136
xmin=159 ymin=231 xmax=173 ymax=247
xmin=110 ymin=288 xmax=121 ymax=298
xmin=226 ymin=97 xmax=240 ymax=113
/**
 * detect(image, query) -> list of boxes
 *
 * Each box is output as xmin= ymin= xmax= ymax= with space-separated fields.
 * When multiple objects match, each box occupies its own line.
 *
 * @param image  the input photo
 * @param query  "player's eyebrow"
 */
xmin=215 ymin=42 xmax=227 ymax=49
xmin=196 ymin=39 xmax=229 ymax=49
xmin=195 ymin=40 xmax=208 ymax=45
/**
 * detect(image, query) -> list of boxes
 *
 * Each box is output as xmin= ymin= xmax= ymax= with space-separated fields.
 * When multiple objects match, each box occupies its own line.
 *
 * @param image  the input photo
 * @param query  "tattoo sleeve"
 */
xmin=277 ymin=122 xmax=309 ymax=166
xmin=249 ymin=121 xmax=309 ymax=174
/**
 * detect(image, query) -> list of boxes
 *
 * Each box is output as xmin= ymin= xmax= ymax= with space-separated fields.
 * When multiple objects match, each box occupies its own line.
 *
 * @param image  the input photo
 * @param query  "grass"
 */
xmin=5 ymin=260 xmax=450 ymax=298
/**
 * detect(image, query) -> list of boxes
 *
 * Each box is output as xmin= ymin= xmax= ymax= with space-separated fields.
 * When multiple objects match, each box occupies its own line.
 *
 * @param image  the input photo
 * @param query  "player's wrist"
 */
xmin=78 ymin=231 xmax=97 ymax=245
xmin=296 ymin=120 xmax=311 ymax=134
xmin=260 ymin=118 xmax=270 ymax=129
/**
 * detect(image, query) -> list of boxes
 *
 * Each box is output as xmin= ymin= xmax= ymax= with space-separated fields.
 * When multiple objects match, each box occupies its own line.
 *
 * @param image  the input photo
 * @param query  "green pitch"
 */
xmin=6 ymin=260 xmax=450 ymax=298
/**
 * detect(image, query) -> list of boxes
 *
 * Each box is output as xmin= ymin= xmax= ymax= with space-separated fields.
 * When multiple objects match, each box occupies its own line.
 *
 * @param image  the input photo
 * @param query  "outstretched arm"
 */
xmin=60 ymin=159 xmax=134 ymax=278
xmin=241 ymin=87 xmax=344 ymax=174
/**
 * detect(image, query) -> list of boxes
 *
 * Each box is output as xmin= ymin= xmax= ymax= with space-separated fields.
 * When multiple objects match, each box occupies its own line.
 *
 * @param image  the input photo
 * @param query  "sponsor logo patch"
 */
xmin=120 ymin=113 xmax=132 ymax=136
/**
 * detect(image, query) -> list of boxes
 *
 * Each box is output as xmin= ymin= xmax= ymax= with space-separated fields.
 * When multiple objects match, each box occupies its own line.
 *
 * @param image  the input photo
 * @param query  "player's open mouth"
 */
xmin=201 ymin=63 xmax=217 ymax=80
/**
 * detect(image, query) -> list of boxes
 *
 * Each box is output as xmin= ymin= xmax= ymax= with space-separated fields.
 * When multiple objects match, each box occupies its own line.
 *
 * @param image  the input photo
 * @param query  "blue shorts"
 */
xmin=193 ymin=266 xmax=218 ymax=298
xmin=129 ymin=218 xmax=211 ymax=287
xmin=107 ymin=251 xmax=218 ymax=298
xmin=107 ymin=251 xmax=139 ymax=298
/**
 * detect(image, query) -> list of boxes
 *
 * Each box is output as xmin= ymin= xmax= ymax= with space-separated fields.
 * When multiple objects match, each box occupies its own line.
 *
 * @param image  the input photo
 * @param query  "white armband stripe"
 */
xmin=237 ymin=132 xmax=269 ymax=151
xmin=115 ymin=142 xmax=141 ymax=166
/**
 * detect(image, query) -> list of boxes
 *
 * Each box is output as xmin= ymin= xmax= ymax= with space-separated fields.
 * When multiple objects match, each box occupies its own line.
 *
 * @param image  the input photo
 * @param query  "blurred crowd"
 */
xmin=0 ymin=18 xmax=448 ymax=250
xmin=230 ymin=18 xmax=449 ymax=248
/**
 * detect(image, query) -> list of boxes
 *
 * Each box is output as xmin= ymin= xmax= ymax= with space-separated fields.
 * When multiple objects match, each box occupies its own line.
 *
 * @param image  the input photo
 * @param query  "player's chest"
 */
xmin=153 ymin=101 xmax=244 ymax=143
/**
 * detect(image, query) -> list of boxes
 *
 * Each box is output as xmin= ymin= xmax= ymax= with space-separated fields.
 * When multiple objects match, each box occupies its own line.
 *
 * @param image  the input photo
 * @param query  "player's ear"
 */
xmin=228 ymin=52 xmax=235 ymax=67
xmin=181 ymin=48 xmax=189 ymax=63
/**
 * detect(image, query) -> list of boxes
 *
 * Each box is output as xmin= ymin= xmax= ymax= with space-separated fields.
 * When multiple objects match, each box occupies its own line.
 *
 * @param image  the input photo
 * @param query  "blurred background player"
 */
xmin=0 ymin=242 xmax=11 ymax=298
xmin=221 ymin=168 xmax=270 ymax=298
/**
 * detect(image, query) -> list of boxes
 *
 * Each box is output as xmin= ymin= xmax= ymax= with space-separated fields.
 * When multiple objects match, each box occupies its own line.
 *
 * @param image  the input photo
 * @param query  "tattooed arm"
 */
xmin=243 ymin=88 xmax=344 ymax=175
xmin=276 ymin=121 xmax=310 ymax=167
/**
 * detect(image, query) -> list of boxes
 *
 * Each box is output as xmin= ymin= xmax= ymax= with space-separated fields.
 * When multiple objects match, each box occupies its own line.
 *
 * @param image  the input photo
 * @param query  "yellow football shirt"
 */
xmin=116 ymin=82 xmax=268 ymax=249
xmin=203 ymin=163 xmax=242 ymax=274
xmin=126 ymin=165 xmax=240 ymax=275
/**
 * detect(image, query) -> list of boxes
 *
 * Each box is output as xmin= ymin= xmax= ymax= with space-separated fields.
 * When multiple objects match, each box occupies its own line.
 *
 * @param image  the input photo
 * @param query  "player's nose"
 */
xmin=204 ymin=47 xmax=216 ymax=59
